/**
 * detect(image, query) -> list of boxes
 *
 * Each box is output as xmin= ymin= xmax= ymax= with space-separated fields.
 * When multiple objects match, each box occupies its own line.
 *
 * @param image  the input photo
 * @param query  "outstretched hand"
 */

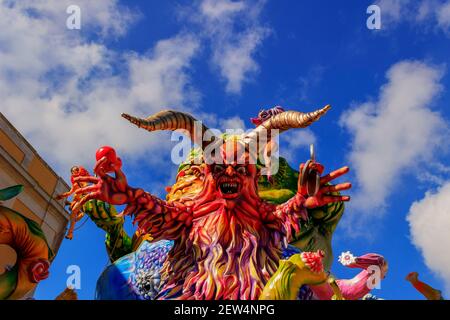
xmin=71 ymin=153 xmax=131 ymax=213
xmin=298 ymin=162 xmax=351 ymax=209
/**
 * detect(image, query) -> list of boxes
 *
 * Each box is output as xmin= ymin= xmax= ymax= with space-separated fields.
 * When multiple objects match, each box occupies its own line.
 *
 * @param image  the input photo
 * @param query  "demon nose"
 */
xmin=225 ymin=166 xmax=235 ymax=176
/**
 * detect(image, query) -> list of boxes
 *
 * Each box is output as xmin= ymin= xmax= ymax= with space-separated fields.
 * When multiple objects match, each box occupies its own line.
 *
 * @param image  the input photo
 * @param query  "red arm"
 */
xmin=71 ymin=148 xmax=193 ymax=241
xmin=123 ymin=191 xmax=193 ymax=241
xmin=273 ymin=193 xmax=307 ymax=243
xmin=274 ymin=163 xmax=352 ymax=242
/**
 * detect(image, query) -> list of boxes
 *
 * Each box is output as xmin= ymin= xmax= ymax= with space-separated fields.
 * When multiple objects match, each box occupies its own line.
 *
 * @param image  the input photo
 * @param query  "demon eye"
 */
xmin=213 ymin=164 xmax=225 ymax=174
xmin=236 ymin=166 xmax=247 ymax=175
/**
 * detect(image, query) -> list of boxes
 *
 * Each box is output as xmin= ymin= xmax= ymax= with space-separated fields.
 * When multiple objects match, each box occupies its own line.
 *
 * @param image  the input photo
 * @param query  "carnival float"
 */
xmin=58 ymin=105 xmax=387 ymax=300
xmin=0 ymin=106 xmax=444 ymax=300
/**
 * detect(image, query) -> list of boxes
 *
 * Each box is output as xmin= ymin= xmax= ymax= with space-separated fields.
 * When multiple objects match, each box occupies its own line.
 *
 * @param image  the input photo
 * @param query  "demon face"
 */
xmin=204 ymin=139 xmax=259 ymax=207
xmin=210 ymin=163 xmax=256 ymax=200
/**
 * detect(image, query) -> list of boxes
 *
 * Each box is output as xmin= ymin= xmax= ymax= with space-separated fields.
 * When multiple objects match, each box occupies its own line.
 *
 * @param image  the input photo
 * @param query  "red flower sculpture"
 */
xmin=28 ymin=259 xmax=50 ymax=283
xmin=301 ymin=250 xmax=325 ymax=274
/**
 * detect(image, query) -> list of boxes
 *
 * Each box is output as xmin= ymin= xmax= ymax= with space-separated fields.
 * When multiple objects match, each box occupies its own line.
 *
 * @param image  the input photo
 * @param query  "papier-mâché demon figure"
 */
xmin=71 ymin=105 xmax=355 ymax=300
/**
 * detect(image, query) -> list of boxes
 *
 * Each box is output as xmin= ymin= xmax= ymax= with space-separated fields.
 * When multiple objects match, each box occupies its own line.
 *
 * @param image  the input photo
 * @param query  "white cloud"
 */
xmin=340 ymin=61 xmax=448 ymax=225
xmin=220 ymin=116 xmax=247 ymax=131
xmin=0 ymin=0 xmax=271 ymax=182
xmin=376 ymin=0 xmax=450 ymax=34
xmin=416 ymin=0 xmax=435 ymax=22
xmin=200 ymin=0 xmax=245 ymax=19
xmin=213 ymin=29 xmax=268 ymax=94
xmin=376 ymin=0 xmax=410 ymax=24
xmin=282 ymin=129 xmax=316 ymax=150
xmin=437 ymin=1 xmax=450 ymax=29
xmin=4 ymin=0 xmax=138 ymax=38
xmin=407 ymin=182 xmax=450 ymax=295
xmin=186 ymin=0 xmax=270 ymax=94
xmin=127 ymin=35 xmax=200 ymax=109
xmin=279 ymin=129 xmax=317 ymax=163
xmin=0 ymin=1 xmax=200 ymax=177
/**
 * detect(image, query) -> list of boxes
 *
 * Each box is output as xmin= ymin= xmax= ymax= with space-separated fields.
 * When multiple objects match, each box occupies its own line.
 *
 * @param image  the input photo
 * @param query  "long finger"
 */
xmin=320 ymin=166 xmax=350 ymax=185
xmin=299 ymin=162 xmax=325 ymax=177
xmin=75 ymin=185 xmax=99 ymax=195
xmin=94 ymin=157 xmax=109 ymax=177
xmin=322 ymin=195 xmax=350 ymax=205
xmin=72 ymin=192 xmax=101 ymax=213
xmin=74 ymin=176 xmax=99 ymax=183
xmin=310 ymin=162 xmax=324 ymax=175
xmin=321 ymin=182 xmax=352 ymax=194
xmin=75 ymin=184 xmax=101 ymax=196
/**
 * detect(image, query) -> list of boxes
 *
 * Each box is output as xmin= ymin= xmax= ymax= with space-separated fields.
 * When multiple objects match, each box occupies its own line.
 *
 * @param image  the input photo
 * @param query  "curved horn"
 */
xmin=122 ymin=110 xmax=216 ymax=149
xmin=246 ymin=105 xmax=331 ymax=138
xmin=243 ymin=105 xmax=331 ymax=152
xmin=260 ymin=104 xmax=330 ymax=131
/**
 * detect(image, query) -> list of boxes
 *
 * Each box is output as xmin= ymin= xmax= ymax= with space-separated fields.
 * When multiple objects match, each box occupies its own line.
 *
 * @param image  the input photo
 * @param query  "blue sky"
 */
xmin=1 ymin=0 xmax=449 ymax=300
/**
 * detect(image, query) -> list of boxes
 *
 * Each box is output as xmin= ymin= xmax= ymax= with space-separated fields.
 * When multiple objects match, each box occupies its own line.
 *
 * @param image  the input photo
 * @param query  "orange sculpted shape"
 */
xmin=0 ymin=206 xmax=52 ymax=299
xmin=406 ymin=272 xmax=443 ymax=300
xmin=55 ymin=165 xmax=91 ymax=240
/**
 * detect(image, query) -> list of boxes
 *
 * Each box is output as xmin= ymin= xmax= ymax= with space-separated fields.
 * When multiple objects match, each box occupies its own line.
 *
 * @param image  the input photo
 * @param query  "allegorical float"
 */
xmin=57 ymin=105 xmax=389 ymax=300
xmin=1 ymin=106 xmax=444 ymax=300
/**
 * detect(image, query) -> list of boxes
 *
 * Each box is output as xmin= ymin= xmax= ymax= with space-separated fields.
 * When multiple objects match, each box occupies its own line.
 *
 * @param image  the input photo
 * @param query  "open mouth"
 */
xmin=218 ymin=180 xmax=240 ymax=198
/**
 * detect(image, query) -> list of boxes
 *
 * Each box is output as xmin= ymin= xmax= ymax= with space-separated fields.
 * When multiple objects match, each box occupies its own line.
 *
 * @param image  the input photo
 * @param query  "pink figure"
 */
xmin=310 ymin=253 xmax=388 ymax=300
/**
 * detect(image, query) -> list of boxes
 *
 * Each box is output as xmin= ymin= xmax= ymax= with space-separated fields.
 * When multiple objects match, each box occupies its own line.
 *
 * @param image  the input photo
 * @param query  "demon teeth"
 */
xmin=220 ymin=181 xmax=239 ymax=194
xmin=223 ymin=183 xmax=237 ymax=187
